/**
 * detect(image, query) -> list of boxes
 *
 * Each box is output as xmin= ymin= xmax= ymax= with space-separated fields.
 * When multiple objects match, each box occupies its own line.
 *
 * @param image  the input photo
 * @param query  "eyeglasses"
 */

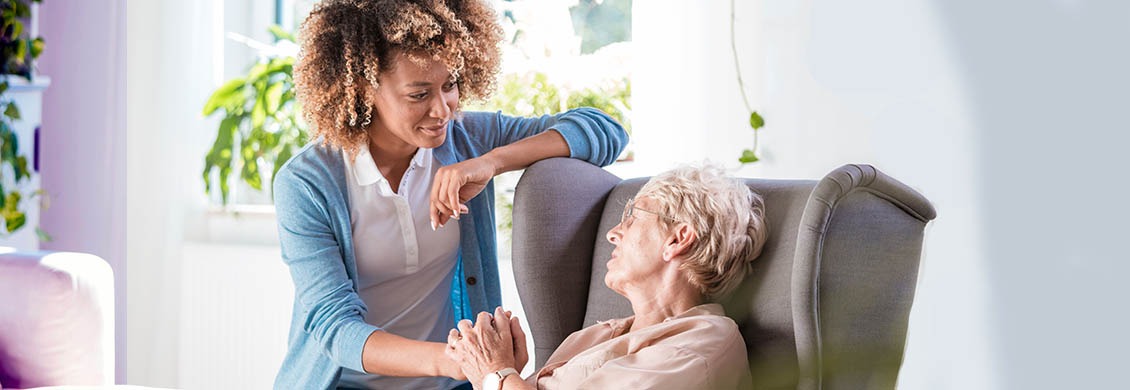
xmin=620 ymin=197 xmax=681 ymax=228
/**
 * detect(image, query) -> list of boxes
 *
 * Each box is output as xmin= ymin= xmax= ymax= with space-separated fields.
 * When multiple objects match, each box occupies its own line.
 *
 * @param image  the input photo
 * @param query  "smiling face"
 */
xmin=604 ymin=196 xmax=671 ymax=295
xmin=367 ymin=52 xmax=460 ymax=153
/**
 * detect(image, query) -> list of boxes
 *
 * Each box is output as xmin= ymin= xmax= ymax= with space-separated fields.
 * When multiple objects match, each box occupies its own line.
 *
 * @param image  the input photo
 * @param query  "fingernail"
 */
xmin=451 ymin=213 xmax=460 ymax=220
xmin=431 ymin=220 xmax=437 ymax=231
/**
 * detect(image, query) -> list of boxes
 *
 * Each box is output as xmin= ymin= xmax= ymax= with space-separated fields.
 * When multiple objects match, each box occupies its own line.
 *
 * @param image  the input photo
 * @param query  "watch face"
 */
xmin=482 ymin=373 xmax=501 ymax=390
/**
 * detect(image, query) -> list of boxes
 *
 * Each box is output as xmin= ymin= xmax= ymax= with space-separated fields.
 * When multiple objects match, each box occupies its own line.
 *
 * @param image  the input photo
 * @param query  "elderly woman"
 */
xmin=274 ymin=0 xmax=627 ymax=388
xmin=446 ymin=165 xmax=769 ymax=389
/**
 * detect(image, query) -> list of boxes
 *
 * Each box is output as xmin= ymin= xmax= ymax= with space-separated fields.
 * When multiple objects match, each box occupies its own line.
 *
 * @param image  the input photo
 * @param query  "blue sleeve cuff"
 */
xmin=551 ymin=108 xmax=628 ymax=167
xmin=337 ymin=320 xmax=381 ymax=373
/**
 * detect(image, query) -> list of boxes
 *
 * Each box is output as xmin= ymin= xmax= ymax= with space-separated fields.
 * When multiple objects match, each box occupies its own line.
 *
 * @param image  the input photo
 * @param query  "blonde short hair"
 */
xmin=636 ymin=164 xmax=769 ymax=299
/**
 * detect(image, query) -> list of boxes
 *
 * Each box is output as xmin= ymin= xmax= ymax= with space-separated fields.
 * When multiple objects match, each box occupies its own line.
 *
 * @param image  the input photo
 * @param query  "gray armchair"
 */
xmin=510 ymin=158 xmax=935 ymax=389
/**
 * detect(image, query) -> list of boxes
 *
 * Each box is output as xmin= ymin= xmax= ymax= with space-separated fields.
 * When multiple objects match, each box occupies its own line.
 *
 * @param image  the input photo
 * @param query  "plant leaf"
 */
xmin=749 ymin=111 xmax=765 ymax=130
xmin=36 ymin=226 xmax=51 ymax=242
xmin=14 ymin=1 xmax=31 ymax=16
xmin=246 ymin=63 xmax=269 ymax=83
xmin=241 ymin=147 xmax=262 ymax=190
xmin=1 ymin=124 xmax=18 ymax=159
xmin=29 ymin=37 xmax=44 ymax=58
xmin=5 ymin=211 xmax=25 ymax=233
xmin=271 ymin=145 xmax=293 ymax=198
xmin=203 ymin=115 xmax=239 ymax=197
xmin=203 ymin=78 xmax=246 ymax=116
xmin=219 ymin=166 xmax=231 ymax=205
xmin=738 ymin=149 xmax=760 ymax=164
xmin=3 ymin=191 xmax=24 ymax=233
xmin=268 ymin=25 xmax=296 ymax=42
xmin=13 ymin=36 xmax=26 ymax=61
xmin=29 ymin=189 xmax=48 ymax=210
xmin=10 ymin=20 xmax=22 ymax=39
xmin=251 ymin=90 xmax=267 ymax=130
xmin=13 ymin=156 xmax=28 ymax=182
xmin=265 ymin=82 xmax=284 ymax=115
xmin=5 ymin=102 xmax=20 ymax=120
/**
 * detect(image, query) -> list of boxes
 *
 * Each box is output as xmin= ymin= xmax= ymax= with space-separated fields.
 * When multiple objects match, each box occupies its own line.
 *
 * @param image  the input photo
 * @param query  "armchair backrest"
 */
xmin=511 ymin=158 xmax=935 ymax=389
xmin=0 ymin=251 xmax=115 ymax=388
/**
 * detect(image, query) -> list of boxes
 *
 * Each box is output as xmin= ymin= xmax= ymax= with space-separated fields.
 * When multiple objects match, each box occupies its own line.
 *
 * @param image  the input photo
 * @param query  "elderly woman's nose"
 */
xmin=606 ymin=225 xmax=622 ymax=244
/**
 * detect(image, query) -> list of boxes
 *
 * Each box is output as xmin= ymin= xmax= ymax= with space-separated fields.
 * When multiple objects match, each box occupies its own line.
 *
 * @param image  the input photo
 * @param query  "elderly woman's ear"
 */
xmin=662 ymin=224 xmax=697 ymax=262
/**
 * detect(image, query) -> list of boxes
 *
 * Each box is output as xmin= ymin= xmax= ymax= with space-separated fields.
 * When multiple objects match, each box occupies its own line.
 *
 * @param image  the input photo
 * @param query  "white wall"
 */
xmin=126 ymin=0 xmax=222 ymax=386
xmin=38 ymin=0 xmax=128 ymax=383
xmin=634 ymin=0 xmax=1130 ymax=388
xmin=935 ymin=1 xmax=1129 ymax=388
xmin=127 ymin=0 xmax=299 ymax=387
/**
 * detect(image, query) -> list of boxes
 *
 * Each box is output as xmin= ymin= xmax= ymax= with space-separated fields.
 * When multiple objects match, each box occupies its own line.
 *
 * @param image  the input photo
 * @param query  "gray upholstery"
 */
xmin=511 ymin=158 xmax=935 ymax=389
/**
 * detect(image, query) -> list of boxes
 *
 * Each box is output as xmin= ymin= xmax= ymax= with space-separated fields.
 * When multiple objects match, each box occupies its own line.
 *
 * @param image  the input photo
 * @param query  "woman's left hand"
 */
xmin=445 ymin=307 xmax=517 ymax=386
xmin=430 ymin=156 xmax=498 ymax=229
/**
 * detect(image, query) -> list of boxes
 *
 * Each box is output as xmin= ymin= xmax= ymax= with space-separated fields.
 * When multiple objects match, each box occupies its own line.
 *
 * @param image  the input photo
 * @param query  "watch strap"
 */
xmin=485 ymin=367 xmax=519 ymax=390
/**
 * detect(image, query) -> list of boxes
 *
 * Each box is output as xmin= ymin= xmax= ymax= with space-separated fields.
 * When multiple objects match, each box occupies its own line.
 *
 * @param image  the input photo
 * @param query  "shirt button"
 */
xmin=466 ymin=276 xmax=477 ymax=285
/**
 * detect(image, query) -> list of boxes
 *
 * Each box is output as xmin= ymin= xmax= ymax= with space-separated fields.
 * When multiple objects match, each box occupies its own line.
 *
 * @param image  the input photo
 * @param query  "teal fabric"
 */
xmin=272 ymin=109 xmax=627 ymax=389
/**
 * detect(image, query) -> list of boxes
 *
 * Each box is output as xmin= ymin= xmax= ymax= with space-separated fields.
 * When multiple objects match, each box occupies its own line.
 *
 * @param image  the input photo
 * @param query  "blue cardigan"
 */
xmin=272 ymin=109 xmax=627 ymax=389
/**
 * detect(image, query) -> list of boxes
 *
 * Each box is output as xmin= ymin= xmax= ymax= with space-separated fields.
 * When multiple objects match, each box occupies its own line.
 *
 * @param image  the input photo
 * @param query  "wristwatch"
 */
xmin=482 ymin=367 xmax=519 ymax=390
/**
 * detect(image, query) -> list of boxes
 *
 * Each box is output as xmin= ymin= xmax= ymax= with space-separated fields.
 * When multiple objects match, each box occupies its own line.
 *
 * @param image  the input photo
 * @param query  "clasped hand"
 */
xmin=446 ymin=306 xmax=529 ymax=387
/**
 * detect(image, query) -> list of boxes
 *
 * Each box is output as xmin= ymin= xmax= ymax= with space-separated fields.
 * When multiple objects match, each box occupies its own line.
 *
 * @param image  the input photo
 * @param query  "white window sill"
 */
xmin=201 ymin=204 xmax=280 ymax=246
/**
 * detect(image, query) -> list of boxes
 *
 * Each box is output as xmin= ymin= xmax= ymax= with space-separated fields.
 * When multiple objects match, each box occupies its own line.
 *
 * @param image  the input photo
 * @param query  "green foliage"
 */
xmin=749 ymin=111 xmax=764 ymax=130
xmin=566 ymin=79 xmax=631 ymax=135
xmin=202 ymin=26 xmax=307 ymax=205
xmin=267 ymin=25 xmax=295 ymax=43
xmin=738 ymin=111 xmax=764 ymax=164
xmin=0 ymin=94 xmax=33 ymax=233
xmin=466 ymin=72 xmax=632 ymax=136
xmin=738 ymin=149 xmax=759 ymax=164
xmin=1 ymin=0 xmax=43 ymax=79
xmin=466 ymin=71 xmax=632 ymax=234
xmin=0 ymin=0 xmax=44 ymax=236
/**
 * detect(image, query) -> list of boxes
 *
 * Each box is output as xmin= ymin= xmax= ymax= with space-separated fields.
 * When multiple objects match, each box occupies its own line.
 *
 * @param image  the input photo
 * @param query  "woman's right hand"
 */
xmin=429 ymin=156 xmax=498 ymax=230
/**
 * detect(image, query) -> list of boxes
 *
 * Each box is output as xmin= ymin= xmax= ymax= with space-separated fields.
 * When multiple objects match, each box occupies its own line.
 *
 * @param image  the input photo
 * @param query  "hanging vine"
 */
xmin=731 ymin=0 xmax=765 ymax=164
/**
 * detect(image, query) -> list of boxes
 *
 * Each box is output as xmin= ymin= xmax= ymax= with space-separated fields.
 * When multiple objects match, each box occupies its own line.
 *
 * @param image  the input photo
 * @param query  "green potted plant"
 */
xmin=0 ymin=0 xmax=46 ymax=238
xmin=202 ymin=26 xmax=306 ymax=205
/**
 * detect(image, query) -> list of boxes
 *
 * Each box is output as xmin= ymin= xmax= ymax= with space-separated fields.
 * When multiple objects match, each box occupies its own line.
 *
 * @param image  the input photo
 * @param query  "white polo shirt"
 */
xmin=338 ymin=146 xmax=462 ymax=389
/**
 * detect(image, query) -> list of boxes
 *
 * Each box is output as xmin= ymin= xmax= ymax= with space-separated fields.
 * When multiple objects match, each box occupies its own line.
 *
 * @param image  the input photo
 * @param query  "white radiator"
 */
xmin=180 ymin=242 xmax=293 ymax=389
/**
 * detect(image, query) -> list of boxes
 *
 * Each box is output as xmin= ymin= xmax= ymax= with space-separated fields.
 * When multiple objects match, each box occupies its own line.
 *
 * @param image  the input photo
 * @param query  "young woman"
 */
xmin=272 ymin=1 xmax=627 ymax=388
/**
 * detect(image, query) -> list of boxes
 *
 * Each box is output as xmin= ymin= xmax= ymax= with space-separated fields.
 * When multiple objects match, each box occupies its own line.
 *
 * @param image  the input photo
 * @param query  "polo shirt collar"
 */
xmin=347 ymin=145 xmax=430 ymax=187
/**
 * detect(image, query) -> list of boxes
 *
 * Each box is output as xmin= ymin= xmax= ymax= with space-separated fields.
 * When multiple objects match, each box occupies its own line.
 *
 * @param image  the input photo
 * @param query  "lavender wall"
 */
xmin=37 ymin=0 xmax=128 ymax=383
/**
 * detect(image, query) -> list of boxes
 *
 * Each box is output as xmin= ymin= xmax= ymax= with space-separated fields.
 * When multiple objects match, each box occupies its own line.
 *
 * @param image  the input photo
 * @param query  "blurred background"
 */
xmin=5 ymin=0 xmax=1126 ymax=388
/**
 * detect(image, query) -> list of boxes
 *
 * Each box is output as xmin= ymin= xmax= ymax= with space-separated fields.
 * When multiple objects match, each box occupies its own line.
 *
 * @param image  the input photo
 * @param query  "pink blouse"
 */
xmin=528 ymin=303 xmax=752 ymax=389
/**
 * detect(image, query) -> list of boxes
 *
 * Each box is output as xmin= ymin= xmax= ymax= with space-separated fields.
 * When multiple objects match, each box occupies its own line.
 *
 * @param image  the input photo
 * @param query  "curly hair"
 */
xmin=636 ymin=164 xmax=769 ymax=300
xmin=294 ymin=0 xmax=503 ymax=155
